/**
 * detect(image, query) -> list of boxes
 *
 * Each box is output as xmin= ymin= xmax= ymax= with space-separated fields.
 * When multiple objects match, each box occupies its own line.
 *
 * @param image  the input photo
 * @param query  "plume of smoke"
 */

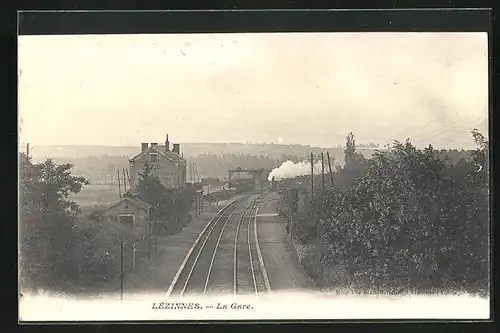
xmin=267 ymin=160 xmax=325 ymax=181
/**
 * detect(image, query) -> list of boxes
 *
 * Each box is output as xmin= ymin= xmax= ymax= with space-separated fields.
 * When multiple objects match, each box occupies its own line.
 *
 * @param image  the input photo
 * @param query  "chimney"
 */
xmin=173 ymin=143 xmax=180 ymax=155
xmin=150 ymin=142 xmax=158 ymax=147
xmin=165 ymin=134 xmax=169 ymax=151
xmin=141 ymin=143 xmax=149 ymax=152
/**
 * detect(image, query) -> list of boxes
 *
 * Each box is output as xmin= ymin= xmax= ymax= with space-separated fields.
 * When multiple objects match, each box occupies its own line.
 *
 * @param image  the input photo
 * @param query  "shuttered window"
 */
xmin=119 ymin=214 xmax=134 ymax=228
xmin=149 ymin=153 xmax=159 ymax=163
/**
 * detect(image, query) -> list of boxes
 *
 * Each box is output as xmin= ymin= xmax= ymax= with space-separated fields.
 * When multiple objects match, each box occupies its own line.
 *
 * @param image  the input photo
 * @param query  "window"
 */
xmin=119 ymin=214 xmax=134 ymax=229
xmin=149 ymin=153 xmax=159 ymax=163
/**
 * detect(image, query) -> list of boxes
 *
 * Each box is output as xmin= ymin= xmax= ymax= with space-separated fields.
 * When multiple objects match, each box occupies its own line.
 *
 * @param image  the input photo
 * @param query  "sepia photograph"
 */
xmin=18 ymin=29 xmax=490 ymax=321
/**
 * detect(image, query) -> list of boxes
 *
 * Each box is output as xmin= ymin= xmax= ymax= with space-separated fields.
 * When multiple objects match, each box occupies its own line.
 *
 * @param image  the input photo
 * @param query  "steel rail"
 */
xmin=202 ymin=206 xmax=240 ymax=295
xmin=180 ymin=202 xmax=239 ymax=296
xmin=247 ymin=202 xmax=259 ymax=296
xmin=233 ymin=200 xmax=257 ymax=294
xmin=165 ymin=199 xmax=239 ymax=298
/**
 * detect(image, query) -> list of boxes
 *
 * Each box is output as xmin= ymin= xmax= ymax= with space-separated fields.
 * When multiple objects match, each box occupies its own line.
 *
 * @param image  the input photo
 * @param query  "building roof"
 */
xmin=129 ymin=145 xmax=185 ymax=163
xmin=107 ymin=196 xmax=152 ymax=212
xmin=122 ymin=189 xmax=140 ymax=199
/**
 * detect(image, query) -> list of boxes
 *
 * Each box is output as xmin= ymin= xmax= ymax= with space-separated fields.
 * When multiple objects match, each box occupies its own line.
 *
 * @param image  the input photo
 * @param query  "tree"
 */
xmin=135 ymin=162 xmax=196 ymax=233
xmin=294 ymin=131 xmax=489 ymax=295
xmin=344 ymin=132 xmax=356 ymax=165
xmin=20 ymin=153 xmax=90 ymax=290
xmin=135 ymin=161 xmax=171 ymax=226
xmin=20 ymin=154 xmax=89 ymax=217
xmin=470 ymin=129 xmax=489 ymax=186
xmin=135 ymin=162 xmax=164 ymax=206
xmin=336 ymin=133 xmax=367 ymax=191
xmin=343 ymin=132 xmax=367 ymax=166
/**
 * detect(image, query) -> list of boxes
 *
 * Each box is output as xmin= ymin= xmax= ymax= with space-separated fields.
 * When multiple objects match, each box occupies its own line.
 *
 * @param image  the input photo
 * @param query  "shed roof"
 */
xmin=122 ymin=189 xmax=139 ymax=199
xmin=107 ymin=196 xmax=152 ymax=212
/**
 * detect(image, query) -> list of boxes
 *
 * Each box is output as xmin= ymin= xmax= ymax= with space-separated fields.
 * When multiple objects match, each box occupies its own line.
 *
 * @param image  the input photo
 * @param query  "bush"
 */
xmin=70 ymin=219 xmax=140 ymax=291
xmin=135 ymin=162 xmax=197 ymax=235
xmin=19 ymin=153 xmax=135 ymax=294
xmin=290 ymin=133 xmax=489 ymax=296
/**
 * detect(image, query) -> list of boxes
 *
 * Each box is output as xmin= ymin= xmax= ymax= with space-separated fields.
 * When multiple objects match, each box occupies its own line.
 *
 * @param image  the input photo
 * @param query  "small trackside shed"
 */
xmin=103 ymin=190 xmax=152 ymax=270
xmin=103 ymin=191 xmax=152 ymax=237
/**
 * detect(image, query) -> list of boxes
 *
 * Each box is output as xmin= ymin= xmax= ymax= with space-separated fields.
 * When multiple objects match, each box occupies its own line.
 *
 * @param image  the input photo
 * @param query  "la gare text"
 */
xmin=152 ymin=302 xmax=254 ymax=310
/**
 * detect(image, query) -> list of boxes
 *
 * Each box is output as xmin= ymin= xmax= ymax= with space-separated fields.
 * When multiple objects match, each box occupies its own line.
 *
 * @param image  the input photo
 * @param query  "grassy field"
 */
xmin=70 ymin=184 xmax=121 ymax=211
xmin=71 ymin=183 xmax=232 ymax=215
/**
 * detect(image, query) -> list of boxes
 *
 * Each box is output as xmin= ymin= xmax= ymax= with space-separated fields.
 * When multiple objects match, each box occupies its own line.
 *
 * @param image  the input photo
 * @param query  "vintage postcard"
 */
xmin=18 ymin=30 xmax=490 ymax=321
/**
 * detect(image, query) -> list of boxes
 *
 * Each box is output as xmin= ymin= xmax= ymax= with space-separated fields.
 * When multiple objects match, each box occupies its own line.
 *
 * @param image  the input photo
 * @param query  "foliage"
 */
xmin=286 ymin=132 xmax=489 ymax=295
xmin=470 ymin=128 xmax=489 ymax=187
xmin=20 ymin=153 xmax=86 ymax=291
xmin=20 ymin=155 xmax=90 ymax=217
xmin=135 ymin=162 xmax=197 ymax=234
xmin=135 ymin=161 xmax=166 ymax=217
xmin=344 ymin=132 xmax=357 ymax=165
xmin=20 ymin=153 xmax=131 ymax=293
xmin=334 ymin=134 xmax=368 ymax=192
xmin=70 ymin=219 xmax=140 ymax=289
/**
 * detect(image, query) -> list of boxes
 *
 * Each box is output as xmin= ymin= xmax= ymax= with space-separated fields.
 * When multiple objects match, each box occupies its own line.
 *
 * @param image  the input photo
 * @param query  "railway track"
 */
xmin=233 ymin=199 xmax=269 ymax=295
xmin=166 ymin=194 xmax=271 ymax=298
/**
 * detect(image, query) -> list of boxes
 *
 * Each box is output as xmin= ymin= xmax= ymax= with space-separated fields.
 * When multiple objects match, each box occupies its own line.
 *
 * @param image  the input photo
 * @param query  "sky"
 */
xmin=18 ymin=32 xmax=488 ymax=149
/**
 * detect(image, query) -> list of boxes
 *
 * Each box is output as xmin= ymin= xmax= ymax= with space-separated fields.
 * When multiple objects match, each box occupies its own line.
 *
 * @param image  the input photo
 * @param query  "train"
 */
xmin=269 ymin=177 xmax=300 ymax=217
xmin=269 ymin=176 xmax=306 ymax=193
xmin=231 ymin=179 xmax=256 ymax=193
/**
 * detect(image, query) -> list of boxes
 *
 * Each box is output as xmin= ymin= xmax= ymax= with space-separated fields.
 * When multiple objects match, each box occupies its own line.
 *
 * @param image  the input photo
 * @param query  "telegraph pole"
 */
xmin=122 ymin=169 xmax=127 ymax=192
xmin=198 ymin=192 xmax=201 ymax=214
xmin=310 ymin=153 xmax=314 ymax=199
xmin=120 ymin=241 xmax=124 ymax=301
xmin=174 ymin=197 xmax=178 ymax=224
xmin=327 ymin=151 xmax=334 ymax=188
xmin=26 ymin=143 xmax=30 ymax=159
xmin=194 ymin=164 xmax=200 ymax=183
xmin=321 ymin=152 xmax=325 ymax=196
xmin=117 ymin=170 xmax=122 ymax=199
xmin=197 ymin=194 xmax=200 ymax=215
xmin=148 ymin=221 xmax=152 ymax=262
xmin=155 ymin=220 xmax=159 ymax=263
xmin=195 ymin=192 xmax=198 ymax=217
xmin=125 ymin=169 xmax=131 ymax=189
xmin=132 ymin=241 xmax=136 ymax=269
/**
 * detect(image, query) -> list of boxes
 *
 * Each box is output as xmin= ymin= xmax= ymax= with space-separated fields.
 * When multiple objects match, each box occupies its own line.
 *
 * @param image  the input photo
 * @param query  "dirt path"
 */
xmin=256 ymin=192 xmax=315 ymax=292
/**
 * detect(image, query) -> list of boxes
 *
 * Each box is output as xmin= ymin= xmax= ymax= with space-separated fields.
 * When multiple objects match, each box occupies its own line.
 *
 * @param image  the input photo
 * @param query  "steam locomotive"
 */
xmin=269 ymin=177 xmax=299 ymax=217
xmin=231 ymin=179 xmax=256 ymax=193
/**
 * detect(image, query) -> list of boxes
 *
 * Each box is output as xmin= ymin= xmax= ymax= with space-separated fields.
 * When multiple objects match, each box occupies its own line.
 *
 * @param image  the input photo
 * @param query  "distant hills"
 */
xmin=28 ymin=143 xmax=379 ymax=161
xmin=25 ymin=142 xmax=473 ymax=185
xmin=26 ymin=143 xmax=382 ymax=184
